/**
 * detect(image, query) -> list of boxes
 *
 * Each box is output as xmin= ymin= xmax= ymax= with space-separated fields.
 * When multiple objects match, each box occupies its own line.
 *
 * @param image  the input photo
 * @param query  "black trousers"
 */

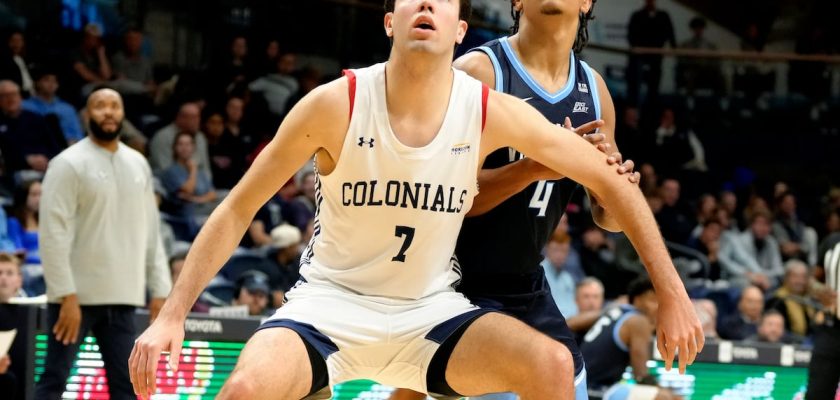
xmin=806 ymin=319 xmax=840 ymax=399
xmin=35 ymin=304 xmax=137 ymax=400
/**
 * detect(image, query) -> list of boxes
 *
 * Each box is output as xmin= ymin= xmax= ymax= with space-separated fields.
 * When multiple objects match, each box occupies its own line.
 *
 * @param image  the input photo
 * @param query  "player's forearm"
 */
xmin=567 ymin=310 xmax=601 ymax=333
xmin=467 ymin=159 xmax=557 ymax=217
xmin=158 ymin=202 xmax=253 ymax=320
xmin=597 ymin=183 xmax=685 ymax=300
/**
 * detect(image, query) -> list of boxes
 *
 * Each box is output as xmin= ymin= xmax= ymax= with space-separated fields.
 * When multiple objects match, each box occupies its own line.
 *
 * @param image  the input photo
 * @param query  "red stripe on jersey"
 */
xmin=481 ymin=84 xmax=489 ymax=132
xmin=343 ymin=69 xmax=357 ymax=121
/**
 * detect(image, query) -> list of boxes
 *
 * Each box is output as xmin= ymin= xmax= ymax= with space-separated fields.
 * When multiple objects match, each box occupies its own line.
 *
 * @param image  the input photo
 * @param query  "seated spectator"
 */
xmin=0 ymin=208 xmax=17 ymax=253
xmin=719 ymin=190 xmax=740 ymax=228
xmin=267 ymin=224 xmax=302 ymax=306
xmin=249 ymin=52 xmax=299 ymax=118
xmin=579 ymin=225 xmax=631 ymax=299
xmin=765 ymin=260 xmax=817 ymax=337
xmin=0 ymin=253 xmax=23 ymax=301
xmin=168 ymin=252 xmax=186 ymax=286
xmin=719 ymin=285 xmax=763 ymax=340
xmin=233 ymin=270 xmax=271 ymax=316
xmin=581 ymin=278 xmax=680 ymax=399
xmin=655 ymin=178 xmax=694 ymax=244
xmin=149 ymin=102 xmax=212 ymax=178
xmin=7 ymin=180 xmax=42 ymax=296
xmin=691 ymin=218 xmax=767 ymax=288
xmin=0 ymin=252 xmax=24 ymax=398
xmin=22 ymin=68 xmax=82 ymax=144
xmin=203 ymin=108 xmax=245 ymax=190
xmin=0 ymin=80 xmax=62 ymax=177
xmin=569 ymin=277 xmax=605 ymax=343
xmin=293 ymin=169 xmax=317 ymax=219
xmin=746 ymin=310 xmax=801 ymax=344
xmin=651 ymin=107 xmax=707 ymax=173
xmin=159 ymin=132 xmax=217 ymax=231
xmin=738 ymin=210 xmax=784 ymax=286
xmin=772 ymin=191 xmax=818 ymax=265
xmin=542 ymin=235 xmax=580 ymax=318
xmin=243 ymin=191 xmax=308 ymax=248
xmin=72 ymin=24 xmax=113 ymax=96
xmin=0 ymin=31 xmax=33 ymax=96
xmin=694 ymin=299 xmax=719 ymax=338
xmin=111 ymin=28 xmax=155 ymax=96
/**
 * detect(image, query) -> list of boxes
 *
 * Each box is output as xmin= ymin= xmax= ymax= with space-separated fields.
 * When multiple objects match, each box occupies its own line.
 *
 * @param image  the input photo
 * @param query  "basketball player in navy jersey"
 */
xmin=129 ymin=1 xmax=702 ymax=399
xmin=395 ymin=1 xmax=642 ymax=399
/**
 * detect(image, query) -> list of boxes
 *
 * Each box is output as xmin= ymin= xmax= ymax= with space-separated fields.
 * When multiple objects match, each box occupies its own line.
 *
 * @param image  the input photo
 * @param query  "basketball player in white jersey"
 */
xmin=129 ymin=1 xmax=703 ymax=399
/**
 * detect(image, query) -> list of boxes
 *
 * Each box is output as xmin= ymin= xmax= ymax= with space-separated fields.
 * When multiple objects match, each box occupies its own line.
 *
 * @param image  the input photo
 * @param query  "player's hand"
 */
xmin=129 ymin=317 xmax=184 ymax=399
xmin=656 ymin=293 xmax=705 ymax=375
xmin=0 ymin=354 xmax=10 ymax=374
xmin=605 ymin=152 xmax=640 ymax=184
xmin=53 ymin=294 xmax=82 ymax=345
xmin=148 ymin=298 xmax=166 ymax=324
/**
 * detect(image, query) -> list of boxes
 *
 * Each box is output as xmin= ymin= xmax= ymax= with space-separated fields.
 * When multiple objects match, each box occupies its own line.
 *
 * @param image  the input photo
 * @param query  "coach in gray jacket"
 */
xmin=37 ymin=88 xmax=172 ymax=400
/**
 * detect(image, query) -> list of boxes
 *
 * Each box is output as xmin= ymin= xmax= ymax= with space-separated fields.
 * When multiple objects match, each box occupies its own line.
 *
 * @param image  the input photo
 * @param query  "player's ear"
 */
xmin=384 ymin=12 xmax=394 ymax=38
xmin=512 ymin=0 xmax=523 ymax=13
xmin=455 ymin=20 xmax=468 ymax=44
xmin=581 ymin=0 xmax=593 ymax=14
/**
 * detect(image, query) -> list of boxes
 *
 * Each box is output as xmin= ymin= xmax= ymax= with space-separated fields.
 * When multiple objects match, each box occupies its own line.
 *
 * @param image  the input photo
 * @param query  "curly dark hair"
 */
xmin=384 ymin=0 xmax=472 ymax=22
xmin=511 ymin=0 xmax=597 ymax=53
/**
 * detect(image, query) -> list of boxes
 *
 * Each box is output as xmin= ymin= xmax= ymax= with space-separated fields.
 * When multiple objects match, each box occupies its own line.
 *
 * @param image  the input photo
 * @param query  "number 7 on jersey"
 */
xmin=392 ymin=225 xmax=415 ymax=262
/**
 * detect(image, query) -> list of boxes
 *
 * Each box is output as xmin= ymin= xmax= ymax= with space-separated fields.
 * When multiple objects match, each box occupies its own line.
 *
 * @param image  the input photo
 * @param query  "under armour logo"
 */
xmin=358 ymin=137 xmax=375 ymax=148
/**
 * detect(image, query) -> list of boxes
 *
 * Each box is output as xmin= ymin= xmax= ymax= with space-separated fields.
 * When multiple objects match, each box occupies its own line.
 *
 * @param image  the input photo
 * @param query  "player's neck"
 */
xmin=384 ymin=54 xmax=454 ymax=118
xmin=511 ymin=22 xmax=576 ymax=88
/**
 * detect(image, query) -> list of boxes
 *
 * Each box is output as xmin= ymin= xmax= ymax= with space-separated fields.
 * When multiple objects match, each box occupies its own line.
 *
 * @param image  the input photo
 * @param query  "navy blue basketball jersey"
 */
xmin=579 ymin=305 xmax=639 ymax=388
xmin=456 ymin=36 xmax=602 ymax=290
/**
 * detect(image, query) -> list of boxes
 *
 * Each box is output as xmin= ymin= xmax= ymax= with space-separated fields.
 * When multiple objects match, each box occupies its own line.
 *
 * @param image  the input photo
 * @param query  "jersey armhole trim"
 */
xmin=481 ymin=84 xmax=489 ymax=133
xmin=472 ymin=46 xmax=504 ymax=92
xmin=612 ymin=311 xmax=638 ymax=352
xmin=342 ymin=69 xmax=357 ymax=121
xmin=580 ymin=61 xmax=602 ymax=122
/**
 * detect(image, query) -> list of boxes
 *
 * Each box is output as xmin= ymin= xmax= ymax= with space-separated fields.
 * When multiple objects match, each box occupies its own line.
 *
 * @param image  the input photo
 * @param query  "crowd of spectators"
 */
xmin=0 ymin=1 xmax=837 ymax=359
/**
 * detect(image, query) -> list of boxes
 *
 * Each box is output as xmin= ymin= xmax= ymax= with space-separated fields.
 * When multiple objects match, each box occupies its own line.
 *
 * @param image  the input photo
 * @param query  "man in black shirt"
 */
xmin=626 ymin=0 xmax=675 ymax=105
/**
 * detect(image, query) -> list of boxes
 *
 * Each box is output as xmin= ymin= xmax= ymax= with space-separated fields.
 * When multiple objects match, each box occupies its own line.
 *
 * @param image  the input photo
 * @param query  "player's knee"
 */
xmin=531 ymin=342 xmax=573 ymax=386
xmin=218 ymin=372 xmax=258 ymax=400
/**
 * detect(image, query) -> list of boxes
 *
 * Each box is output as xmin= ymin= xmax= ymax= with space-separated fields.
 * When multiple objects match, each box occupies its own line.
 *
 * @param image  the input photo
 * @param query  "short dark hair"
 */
xmin=690 ymin=17 xmax=707 ymax=30
xmin=384 ymin=0 xmax=472 ymax=22
xmin=627 ymin=276 xmax=655 ymax=304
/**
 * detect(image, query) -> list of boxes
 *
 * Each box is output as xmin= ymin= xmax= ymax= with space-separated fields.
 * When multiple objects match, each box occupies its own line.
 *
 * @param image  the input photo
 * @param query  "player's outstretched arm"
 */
xmin=482 ymin=90 xmax=704 ymax=374
xmin=128 ymin=77 xmax=350 ymax=399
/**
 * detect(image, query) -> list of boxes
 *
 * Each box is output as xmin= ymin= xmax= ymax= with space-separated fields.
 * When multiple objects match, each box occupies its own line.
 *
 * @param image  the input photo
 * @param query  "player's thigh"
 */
xmin=444 ymin=312 xmax=573 ymax=395
xmin=218 ymin=327 xmax=313 ymax=400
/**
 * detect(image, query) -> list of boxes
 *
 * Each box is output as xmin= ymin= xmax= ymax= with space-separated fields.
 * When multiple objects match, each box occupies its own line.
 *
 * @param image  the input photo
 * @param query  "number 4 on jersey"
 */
xmin=529 ymin=180 xmax=554 ymax=217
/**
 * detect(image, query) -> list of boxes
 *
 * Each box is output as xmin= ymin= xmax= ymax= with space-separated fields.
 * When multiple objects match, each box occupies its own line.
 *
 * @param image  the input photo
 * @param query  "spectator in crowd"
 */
xmin=224 ymin=95 xmax=253 ymax=149
xmin=258 ymin=39 xmax=280 ymax=77
xmin=718 ymin=285 xmax=763 ymax=340
xmin=203 ymin=108 xmax=245 ymax=190
xmin=637 ymin=162 xmax=658 ymax=197
xmin=823 ymin=208 xmax=840 ymax=238
xmin=8 ymin=179 xmax=40 ymax=265
xmin=249 ymin=52 xmax=299 ymax=118
xmin=233 ymin=270 xmax=270 ymax=316
xmin=693 ymin=299 xmax=719 ymax=338
xmin=719 ymin=190 xmax=739 ymax=227
xmin=214 ymin=35 xmax=253 ymax=95
xmin=746 ymin=310 xmax=800 ymax=344
xmin=738 ymin=210 xmax=784 ymax=286
xmin=689 ymin=219 xmax=724 ymax=281
xmin=567 ymin=277 xmax=606 ymax=344
xmin=168 ymin=252 xmax=187 ymax=286
xmin=765 ymin=260 xmax=817 ymax=337
xmin=72 ymin=24 xmax=112 ymax=96
xmin=293 ymin=169 xmax=316 ymax=219
xmin=626 ymin=0 xmax=675 ymax=105
xmin=242 ymin=187 xmax=308 ymax=248
xmin=579 ymin=225 xmax=629 ymax=299
xmin=0 ymin=252 xmax=22 ymax=302
xmin=655 ymin=178 xmax=694 ymax=244
xmin=691 ymin=194 xmax=718 ymax=237
xmin=266 ymin=224 xmax=302 ymax=307
xmin=0 ymin=208 xmax=16 ymax=254
xmin=0 ymin=31 xmax=33 ymax=96
xmin=652 ymin=106 xmax=707 ymax=173
xmin=581 ymin=278 xmax=680 ymax=399
xmin=160 ymin=131 xmax=218 ymax=231
xmin=149 ymin=102 xmax=212 ymax=178
xmin=773 ymin=191 xmax=819 ymax=265
xmin=111 ymin=28 xmax=155 ymax=96
xmin=0 ymin=253 xmax=25 ymax=398
xmin=0 ymin=80 xmax=62 ymax=176
xmin=22 ymin=68 xmax=84 ymax=144
xmin=677 ymin=17 xmax=722 ymax=93
xmin=37 ymin=88 xmax=171 ymax=400
xmin=542 ymin=235 xmax=580 ymax=318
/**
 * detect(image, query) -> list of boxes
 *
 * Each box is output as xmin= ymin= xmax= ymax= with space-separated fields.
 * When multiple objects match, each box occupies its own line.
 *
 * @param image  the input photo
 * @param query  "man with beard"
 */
xmin=37 ymin=88 xmax=171 ymax=400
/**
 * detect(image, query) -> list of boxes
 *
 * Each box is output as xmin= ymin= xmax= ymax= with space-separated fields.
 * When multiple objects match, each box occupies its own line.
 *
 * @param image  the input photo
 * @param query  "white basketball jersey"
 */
xmin=299 ymin=62 xmax=486 ymax=300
